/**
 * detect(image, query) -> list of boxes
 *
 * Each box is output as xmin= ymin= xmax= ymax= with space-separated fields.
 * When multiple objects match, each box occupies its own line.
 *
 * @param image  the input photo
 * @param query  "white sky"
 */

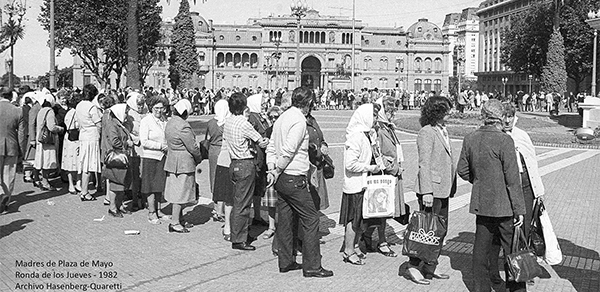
xmin=1 ymin=0 xmax=482 ymax=77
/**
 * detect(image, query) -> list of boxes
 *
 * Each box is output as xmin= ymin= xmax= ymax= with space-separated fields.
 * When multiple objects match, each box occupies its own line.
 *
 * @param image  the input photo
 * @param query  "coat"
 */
xmin=101 ymin=113 xmax=132 ymax=187
xmin=414 ymin=125 xmax=457 ymax=198
xmin=457 ymin=125 xmax=526 ymax=217
xmin=0 ymin=99 xmax=25 ymax=157
xmin=164 ymin=116 xmax=202 ymax=174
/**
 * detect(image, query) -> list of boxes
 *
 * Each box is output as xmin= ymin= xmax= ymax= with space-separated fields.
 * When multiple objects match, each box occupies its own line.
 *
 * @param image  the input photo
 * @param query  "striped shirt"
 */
xmin=223 ymin=115 xmax=262 ymax=160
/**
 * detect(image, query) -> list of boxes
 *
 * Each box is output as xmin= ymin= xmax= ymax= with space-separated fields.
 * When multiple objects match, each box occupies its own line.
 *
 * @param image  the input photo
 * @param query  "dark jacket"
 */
xmin=0 ymin=99 xmax=25 ymax=157
xmin=306 ymin=114 xmax=327 ymax=169
xmin=457 ymin=125 xmax=526 ymax=217
xmin=101 ymin=112 xmax=132 ymax=187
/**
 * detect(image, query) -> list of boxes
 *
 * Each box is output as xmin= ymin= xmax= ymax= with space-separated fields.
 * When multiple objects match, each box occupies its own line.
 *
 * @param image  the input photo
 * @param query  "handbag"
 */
xmin=66 ymin=113 xmax=80 ymax=141
xmin=322 ymin=154 xmax=335 ymax=179
xmin=104 ymin=150 xmax=129 ymax=169
xmin=538 ymin=199 xmax=563 ymax=265
xmin=199 ymin=131 xmax=210 ymax=160
xmin=362 ymin=174 xmax=396 ymax=218
xmin=529 ymin=198 xmax=545 ymax=256
xmin=506 ymin=226 xmax=544 ymax=283
xmin=37 ymin=110 xmax=54 ymax=144
xmin=402 ymin=210 xmax=447 ymax=264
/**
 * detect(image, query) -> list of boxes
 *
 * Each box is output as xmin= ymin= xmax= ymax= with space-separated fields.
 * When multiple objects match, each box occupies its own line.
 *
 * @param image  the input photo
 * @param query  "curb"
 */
xmin=396 ymin=127 xmax=600 ymax=150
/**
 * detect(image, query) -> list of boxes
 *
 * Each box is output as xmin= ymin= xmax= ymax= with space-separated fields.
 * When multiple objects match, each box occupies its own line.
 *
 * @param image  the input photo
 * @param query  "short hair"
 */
xmin=291 ymin=87 xmax=314 ymax=109
xmin=419 ymin=96 xmax=452 ymax=127
xmin=280 ymin=91 xmax=292 ymax=111
xmin=267 ymin=105 xmax=283 ymax=117
xmin=381 ymin=95 xmax=397 ymax=112
xmin=147 ymin=95 xmax=169 ymax=112
xmin=228 ymin=92 xmax=247 ymax=115
xmin=66 ymin=93 xmax=81 ymax=109
xmin=100 ymin=93 xmax=116 ymax=110
xmin=503 ymin=102 xmax=516 ymax=117
xmin=82 ymin=84 xmax=98 ymax=101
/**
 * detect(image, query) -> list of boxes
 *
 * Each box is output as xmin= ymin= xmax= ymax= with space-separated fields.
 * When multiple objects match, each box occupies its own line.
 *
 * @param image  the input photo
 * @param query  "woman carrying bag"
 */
xmin=34 ymin=93 xmax=64 ymax=191
xmin=102 ymin=104 xmax=133 ymax=218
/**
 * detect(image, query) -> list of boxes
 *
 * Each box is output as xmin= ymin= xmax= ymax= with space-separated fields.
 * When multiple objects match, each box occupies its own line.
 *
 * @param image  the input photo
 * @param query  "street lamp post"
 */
xmin=528 ymin=74 xmax=533 ymax=94
xmin=586 ymin=10 xmax=600 ymax=96
xmin=271 ymin=36 xmax=282 ymax=88
xmin=291 ymin=1 xmax=308 ymax=88
xmin=502 ymin=77 xmax=508 ymax=97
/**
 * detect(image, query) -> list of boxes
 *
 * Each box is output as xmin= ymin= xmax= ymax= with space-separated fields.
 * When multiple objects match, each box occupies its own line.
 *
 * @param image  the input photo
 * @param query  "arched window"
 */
xmin=242 ymin=53 xmax=250 ymax=67
xmin=414 ymin=58 xmax=422 ymax=72
xmin=379 ymin=77 xmax=388 ymax=88
xmin=299 ymin=31 xmax=303 ymax=43
xmin=380 ymin=56 xmax=388 ymax=70
xmin=424 ymin=58 xmax=432 ymax=72
xmin=414 ymin=79 xmax=423 ymax=91
xmin=342 ymin=33 xmax=346 ymax=44
xmin=363 ymin=77 xmax=372 ymax=88
xmin=309 ymin=31 xmax=315 ymax=43
xmin=434 ymin=58 xmax=443 ymax=72
xmin=321 ymin=32 xmax=326 ymax=43
xmin=434 ymin=79 xmax=442 ymax=93
xmin=225 ymin=53 xmax=233 ymax=67
xmin=234 ymin=53 xmax=241 ymax=68
xmin=424 ymin=79 xmax=432 ymax=92
xmin=304 ymin=31 xmax=309 ymax=43
xmin=364 ymin=56 xmax=372 ymax=70
xmin=250 ymin=53 xmax=258 ymax=68
xmin=158 ymin=51 xmax=166 ymax=66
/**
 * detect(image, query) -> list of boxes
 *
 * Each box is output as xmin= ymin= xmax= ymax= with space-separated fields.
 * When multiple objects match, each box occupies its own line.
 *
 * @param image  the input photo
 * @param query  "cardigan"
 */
xmin=139 ymin=115 xmax=167 ymax=161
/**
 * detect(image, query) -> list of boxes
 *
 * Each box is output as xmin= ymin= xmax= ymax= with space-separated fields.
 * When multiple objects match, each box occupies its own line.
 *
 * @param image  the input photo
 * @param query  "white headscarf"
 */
xmin=127 ymin=92 xmax=143 ymax=113
xmin=21 ymin=91 xmax=36 ymax=107
xmin=247 ymin=93 xmax=262 ymax=113
xmin=33 ymin=91 xmax=45 ymax=104
xmin=110 ymin=104 xmax=128 ymax=123
xmin=345 ymin=103 xmax=375 ymax=140
xmin=43 ymin=93 xmax=55 ymax=105
xmin=174 ymin=99 xmax=192 ymax=116
xmin=214 ymin=99 xmax=230 ymax=127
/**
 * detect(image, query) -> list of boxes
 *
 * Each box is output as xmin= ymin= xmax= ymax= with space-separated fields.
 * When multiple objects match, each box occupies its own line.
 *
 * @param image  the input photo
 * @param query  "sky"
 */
xmin=1 ymin=0 xmax=483 ymax=77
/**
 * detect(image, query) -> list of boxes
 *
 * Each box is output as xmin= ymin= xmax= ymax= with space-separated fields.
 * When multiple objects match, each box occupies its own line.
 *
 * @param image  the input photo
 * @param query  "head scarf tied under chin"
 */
xmin=214 ymin=99 xmax=231 ymax=127
xmin=126 ymin=92 xmax=143 ymax=113
xmin=110 ymin=103 xmax=128 ymax=124
xmin=174 ymin=99 xmax=192 ymax=116
xmin=346 ymin=103 xmax=375 ymax=140
xmin=247 ymin=93 xmax=263 ymax=113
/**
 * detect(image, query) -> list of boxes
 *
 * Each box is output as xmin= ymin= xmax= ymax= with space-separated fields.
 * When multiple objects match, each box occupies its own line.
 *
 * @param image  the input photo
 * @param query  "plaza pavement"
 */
xmin=0 ymin=109 xmax=599 ymax=292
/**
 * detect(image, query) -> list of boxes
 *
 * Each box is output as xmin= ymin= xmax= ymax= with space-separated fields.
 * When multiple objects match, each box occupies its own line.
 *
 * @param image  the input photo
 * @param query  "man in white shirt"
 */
xmin=266 ymin=87 xmax=333 ymax=278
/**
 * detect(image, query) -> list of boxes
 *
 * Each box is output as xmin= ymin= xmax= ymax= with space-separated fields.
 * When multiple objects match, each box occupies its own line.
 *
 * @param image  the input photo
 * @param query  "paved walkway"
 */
xmin=1 ymin=110 xmax=598 ymax=292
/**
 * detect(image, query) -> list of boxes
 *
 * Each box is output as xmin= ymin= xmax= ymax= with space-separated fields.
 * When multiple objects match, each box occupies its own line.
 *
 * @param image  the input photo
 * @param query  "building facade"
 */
xmin=74 ymin=10 xmax=450 ymax=93
xmin=443 ymin=8 xmax=480 ymax=87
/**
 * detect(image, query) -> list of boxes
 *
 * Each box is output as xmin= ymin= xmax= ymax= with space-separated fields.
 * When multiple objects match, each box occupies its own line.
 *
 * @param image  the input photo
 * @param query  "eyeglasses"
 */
xmin=269 ymin=115 xmax=279 ymax=120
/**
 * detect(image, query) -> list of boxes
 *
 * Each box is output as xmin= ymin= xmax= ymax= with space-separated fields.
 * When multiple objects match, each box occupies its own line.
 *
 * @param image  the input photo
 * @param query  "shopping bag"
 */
xmin=529 ymin=198 xmax=545 ymax=256
xmin=507 ymin=226 xmax=543 ymax=282
xmin=402 ymin=211 xmax=447 ymax=264
xmin=538 ymin=200 xmax=563 ymax=265
xmin=362 ymin=175 xmax=396 ymax=218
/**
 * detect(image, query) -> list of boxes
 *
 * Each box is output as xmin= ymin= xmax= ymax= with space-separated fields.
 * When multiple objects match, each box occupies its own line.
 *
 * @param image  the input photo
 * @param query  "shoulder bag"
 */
xmin=67 ymin=112 xmax=80 ymax=141
xmin=529 ymin=198 xmax=545 ymax=256
xmin=506 ymin=225 xmax=543 ymax=283
xmin=322 ymin=154 xmax=335 ymax=179
xmin=104 ymin=121 xmax=130 ymax=169
xmin=38 ymin=110 xmax=54 ymax=144
xmin=199 ymin=130 xmax=210 ymax=160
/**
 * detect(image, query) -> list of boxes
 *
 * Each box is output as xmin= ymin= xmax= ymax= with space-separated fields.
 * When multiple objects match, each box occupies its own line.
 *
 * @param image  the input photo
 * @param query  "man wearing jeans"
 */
xmin=457 ymin=99 xmax=526 ymax=292
xmin=224 ymin=92 xmax=268 ymax=251
xmin=266 ymin=87 xmax=333 ymax=278
xmin=0 ymin=87 xmax=25 ymax=214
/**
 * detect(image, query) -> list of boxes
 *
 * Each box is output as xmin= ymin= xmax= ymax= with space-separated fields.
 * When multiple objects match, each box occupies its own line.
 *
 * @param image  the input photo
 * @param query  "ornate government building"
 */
xmin=77 ymin=9 xmax=451 ymax=93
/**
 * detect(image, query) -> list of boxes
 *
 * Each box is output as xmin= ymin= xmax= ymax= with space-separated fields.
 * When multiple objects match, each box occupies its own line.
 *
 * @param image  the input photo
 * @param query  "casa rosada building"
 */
xmin=74 ymin=9 xmax=451 ymax=92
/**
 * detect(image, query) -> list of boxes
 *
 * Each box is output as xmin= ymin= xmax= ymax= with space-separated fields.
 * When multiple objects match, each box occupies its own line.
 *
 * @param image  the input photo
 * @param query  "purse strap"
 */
xmin=67 ymin=111 xmax=76 ymax=130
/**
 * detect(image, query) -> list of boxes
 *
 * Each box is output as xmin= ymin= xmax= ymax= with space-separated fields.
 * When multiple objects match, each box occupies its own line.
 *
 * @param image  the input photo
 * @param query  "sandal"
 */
xmin=354 ymin=244 xmax=366 ymax=259
xmin=377 ymin=242 xmax=397 ymax=257
xmin=262 ymin=228 xmax=276 ymax=239
xmin=148 ymin=212 xmax=161 ymax=225
xmin=343 ymin=252 xmax=365 ymax=265
xmin=80 ymin=193 xmax=97 ymax=202
xmin=158 ymin=212 xmax=171 ymax=221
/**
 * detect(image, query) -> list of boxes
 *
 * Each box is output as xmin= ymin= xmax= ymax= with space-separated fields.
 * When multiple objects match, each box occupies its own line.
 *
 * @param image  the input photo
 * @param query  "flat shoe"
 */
xmin=108 ymin=209 xmax=123 ymax=218
xmin=148 ymin=217 xmax=161 ymax=225
xmin=80 ymin=194 xmax=97 ymax=201
xmin=404 ymin=268 xmax=430 ymax=285
xmin=279 ymin=262 xmax=302 ymax=273
xmin=303 ymin=267 xmax=334 ymax=278
xmin=262 ymin=228 xmax=275 ymax=239
xmin=342 ymin=252 xmax=365 ymax=265
xmin=168 ymin=223 xmax=189 ymax=233
xmin=377 ymin=243 xmax=397 ymax=257
xmin=103 ymin=198 xmax=110 ymax=206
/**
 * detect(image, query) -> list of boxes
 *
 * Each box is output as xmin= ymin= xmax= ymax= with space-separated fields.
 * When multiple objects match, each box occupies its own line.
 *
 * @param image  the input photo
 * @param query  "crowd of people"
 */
xmin=0 ymin=82 xmax=544 ymax=290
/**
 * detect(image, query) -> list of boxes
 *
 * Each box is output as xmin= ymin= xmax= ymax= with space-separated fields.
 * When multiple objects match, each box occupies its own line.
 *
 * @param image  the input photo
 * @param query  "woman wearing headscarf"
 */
xmin=164 ymin=99 xmax=202 ymax=233
xmin=61 ymin=92 xmax=82 ymax=194
xmin=339 ymin=103 xmax=381 ymax=265
xmin=262 ymin=105 xmax=283 ymax=240
xmin=139 ymin=95 xmax=169 ymax=224
xmin=23 ymin=91 xmax=42 ymax=185
xmin=360 ymin=96 xmax=405 ymax=258
xmin=76 ymin=84 xmax=102 ymax=201
xmin=206 ymin=98 xmax=230 ymax=222
xmin=247 ymin=93 xmax=270 ymax=228
xmin=34 ymin=93 xmax=65 ymax=190
xmin=126 ymin=92 xmax=145 ymax=210
xmin=102 ymin=104 xmax=133 ymax=218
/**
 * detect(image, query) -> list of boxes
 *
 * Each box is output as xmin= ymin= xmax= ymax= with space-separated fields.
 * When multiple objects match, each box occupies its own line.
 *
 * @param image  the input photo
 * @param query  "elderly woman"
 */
xmin=339 ymin=103 xmax=381 ymax=265
xmin=61 ymin=92 xmax=82 ymax=194
xmin=126 ymin=92 xmax=145 ymax=210
xmin=164 ymin=99 xmax=202 ymax=233
xmin=360 ymin=96 xmax=405 ymax=258
xmin=23 ymin=92 xmax=42 ymax=186
xmin=140 ymin=95 xmax=169 ymax=224
xmin=102 ymin=104 xmax=133 ymax=218
xmin=76 ymin=84 xmax=102 ymax=201
xmin=403 ymin=96 xmax=456 ymax=285
xmin=206 ymin=98 xmax=230 ymax=222
xmin=262 ymin=105 xmax=283 ymax=239
xmin=247 ymin=93 xmax=270 ymax=228
xmin=34 ymin=93 xmax=64 ymax=191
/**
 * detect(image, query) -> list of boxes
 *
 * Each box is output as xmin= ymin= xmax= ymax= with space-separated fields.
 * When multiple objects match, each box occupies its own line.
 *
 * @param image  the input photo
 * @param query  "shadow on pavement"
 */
xmin=550 ymin=114 xmax=582 ymax=130
xmin=0 ymin=218 xmax=34 ymax=239
xmin=184 ymin=204 xmax=213 ymax=226
xmin=445 ymin=232 xmax=476 ymax=291
xmin=552 ymin=238 xmax=600 ymax=292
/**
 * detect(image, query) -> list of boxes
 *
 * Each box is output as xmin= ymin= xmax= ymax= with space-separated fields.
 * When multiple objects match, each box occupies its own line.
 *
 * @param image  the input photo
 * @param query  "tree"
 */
xmin=0 ymin=73 xmax=21 ymax=87
xmin=541 ymin=29 xmax=568 ymax=94
xmin=137 ymin=0 xmax=163 ymax=87
xmin=126 ymin=0 xmax=140 ymax=90
xmin=168 ymin=50 xmax=180 ymax=90
xmin=502 ymin=0 xmax=599 ymax=93
xmin=170 ymin=0 xmax=200 ymax=89
xmin=39 ymin=0 xmax=161 ymax=89
xmin=0 ymin=0 xmax=26 ymax=54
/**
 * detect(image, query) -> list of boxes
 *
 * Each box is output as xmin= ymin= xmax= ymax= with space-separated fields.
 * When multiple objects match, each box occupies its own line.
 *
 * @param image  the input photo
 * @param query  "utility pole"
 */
xmin=49 ymin=0 xmax=56 ymax=89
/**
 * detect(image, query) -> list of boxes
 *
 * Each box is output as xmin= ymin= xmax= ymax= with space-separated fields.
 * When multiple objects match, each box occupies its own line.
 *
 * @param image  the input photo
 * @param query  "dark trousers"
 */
xmin=229 ymin=159 xmax=256 ymax=244
xmin=408 ymin=195 xmax=449 ymax=277
xmin=474 ymin=216 xmax=526 ymax=292
xmin=275 ymin=173 xmax=322 ymax=271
